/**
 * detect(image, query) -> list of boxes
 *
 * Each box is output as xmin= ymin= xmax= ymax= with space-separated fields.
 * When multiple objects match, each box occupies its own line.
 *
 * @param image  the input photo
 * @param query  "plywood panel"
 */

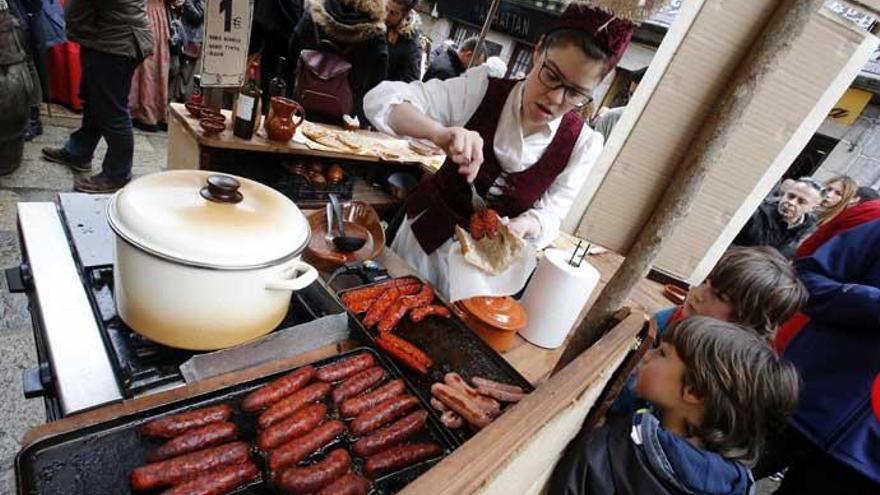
xmin=567 ymin=0 xmax=877 ymax=283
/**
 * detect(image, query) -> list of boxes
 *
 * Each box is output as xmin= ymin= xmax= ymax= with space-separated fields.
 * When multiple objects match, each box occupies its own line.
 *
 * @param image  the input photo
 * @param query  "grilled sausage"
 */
xmin=276 ymin=448 xmax=351 ymax=494
xmin=352 ymin=410 xmax=428 ymax=457
xmin=440 ymin=410 xmax=464 ymax=429
xmin=139 ymin=404 xmax=233 ymax=439
xmin=315 ymin=473 xmax=371 ymax=495
xmin=363 ymin=443 xmax=443 ymax=477
xmin=431 ymin=383 xmax=492 ymax=429
xmin=258 ymin=382 xmax=332 ymax=430
xmin=483 ymin=209 xmax=500 ymax=239
xmin=130 ymin=441 xmax=251 ymax=491
xmin=399 ymin=285 xmax=435 ymax=309
xmin=267 ymin=420 xmax=346 ymax=472
xmin=350 ymin=395 xmax=420 ymax=436
xmin=316 ymin=353 xmax=375 ymax=382
xmin=340 ymin=279 xmax=419 ymax=305
xmin=241 ymin=365 xmax=316 ymax=413
xmin=148 ymin=422 xmax=239 ymax=462
xmin=429 ymin=397 xmax=447 ymax=412
xmin=362 ymin=287 xmax=400 ymax=328
xmin=444 ymin=373 xmax=501 ymax=417
xmin=374 ymin=334 xmax=432 ymax=375
xmin=346 ymin=298 xmax=377 ymax=314
xmin=469 ymin=212 xmax=486 ymax=241
xmin=158 ymin=461 xmax=260 ymax=495
xmin=257 ymin=403 xmax=327 ymax=450
xmin=377 ymin=301 xmax=408 ymax=334
xmin=409 ymin=305 xmax=451 ymax=323
xmin=472 ymin=377 xmax=526 ymax=403
xmin=339 ymin=379 xmax=406 ymax=417
xmin=331 ymin=366 xmax=386 ymax=404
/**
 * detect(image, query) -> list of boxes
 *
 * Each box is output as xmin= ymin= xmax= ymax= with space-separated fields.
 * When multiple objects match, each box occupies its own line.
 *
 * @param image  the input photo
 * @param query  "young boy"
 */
xmin=656 ymin=246 xmax=806 ymax=339
xmin=549 ymin=317 xmax=800 ymax=495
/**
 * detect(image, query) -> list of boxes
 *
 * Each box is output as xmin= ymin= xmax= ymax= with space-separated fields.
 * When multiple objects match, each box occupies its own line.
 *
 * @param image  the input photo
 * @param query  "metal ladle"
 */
xmin=329 ymin=194 xmax=366 ymax=252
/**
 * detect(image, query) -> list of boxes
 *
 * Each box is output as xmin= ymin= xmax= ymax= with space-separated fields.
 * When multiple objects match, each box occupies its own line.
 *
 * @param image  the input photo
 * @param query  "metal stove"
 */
xmin=6 ymin=194 xmax=352 ymax=421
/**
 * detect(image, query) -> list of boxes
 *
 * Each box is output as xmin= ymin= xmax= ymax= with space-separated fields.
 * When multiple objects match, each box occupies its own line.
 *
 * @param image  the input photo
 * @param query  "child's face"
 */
xmin=682 ymin=281 xmax=735 ymax=321
xmin=634 ymin=342 xmax=690 ymax=411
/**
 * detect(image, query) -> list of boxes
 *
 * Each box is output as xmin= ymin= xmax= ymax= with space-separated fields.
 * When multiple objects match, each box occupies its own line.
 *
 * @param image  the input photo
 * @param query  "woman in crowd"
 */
xmin=816 ymin=175 xmax=858 ymax=226
xmin=363 ymin=3 xmax=647 ymax=297
xmin=168 ymin=0 xmax=203 ymax=102
xmin=129 ymin=0 xmax=172 ymax=131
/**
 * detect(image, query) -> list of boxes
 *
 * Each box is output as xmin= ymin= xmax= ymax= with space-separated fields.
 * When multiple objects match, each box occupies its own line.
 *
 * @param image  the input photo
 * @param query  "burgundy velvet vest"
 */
xmin=406 ymin=77 xmax=584 ymax=255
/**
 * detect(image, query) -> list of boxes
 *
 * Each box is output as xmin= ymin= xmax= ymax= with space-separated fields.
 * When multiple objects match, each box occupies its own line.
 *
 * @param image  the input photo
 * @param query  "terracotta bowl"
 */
xmin=455 ymin=296 xmax=527 ymax=352
xmin=304 ymin=200 xmax=385 ymax=271
xmin=184 ymin=101 xmax=203 ymax=118
xmin=199 ymin=118 xmax=226 ymax=136
xmin=200 ymin=108 xmax=225 ymax=122
xmin=663 ymin=284 xmax=688 ymax=305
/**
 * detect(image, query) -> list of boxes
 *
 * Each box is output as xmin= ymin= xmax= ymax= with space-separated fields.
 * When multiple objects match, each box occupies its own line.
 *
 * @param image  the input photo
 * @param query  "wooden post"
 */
xmin=468 ymin=0 xmax=503 ymax=68
xmin=553 ymin=0 xmax=825 ymax=373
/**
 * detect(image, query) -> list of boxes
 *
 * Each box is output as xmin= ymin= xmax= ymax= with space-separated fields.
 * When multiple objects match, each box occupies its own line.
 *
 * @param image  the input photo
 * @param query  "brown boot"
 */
xmin=73 ymin=174 xmax=129 ymax=193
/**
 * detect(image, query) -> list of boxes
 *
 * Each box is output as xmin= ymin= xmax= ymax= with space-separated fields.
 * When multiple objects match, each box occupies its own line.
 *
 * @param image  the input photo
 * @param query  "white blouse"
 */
xmin=363 ymin=66 xmax=604 ymax=249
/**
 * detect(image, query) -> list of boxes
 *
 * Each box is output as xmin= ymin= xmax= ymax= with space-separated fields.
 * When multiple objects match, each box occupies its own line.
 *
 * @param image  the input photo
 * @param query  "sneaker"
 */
xmin=73 ymin=174 xmax=129 ymax=193
xmin=42 ymin=147 xmax=92 ymax=173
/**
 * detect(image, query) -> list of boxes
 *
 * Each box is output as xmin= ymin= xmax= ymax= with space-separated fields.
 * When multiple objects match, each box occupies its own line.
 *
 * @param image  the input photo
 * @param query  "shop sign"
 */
xmin=201 ymin=0 xmax=254 ymax=87
xmin=828 ymin=87 xmax=872 ymax=126
xmin=438 ymin=0 xmax=559 ymax=43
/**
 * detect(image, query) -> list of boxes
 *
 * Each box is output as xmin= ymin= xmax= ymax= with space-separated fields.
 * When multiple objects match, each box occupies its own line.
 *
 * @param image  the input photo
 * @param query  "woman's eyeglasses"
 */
xmin=537 ymin=49 xmax=593 ymax=108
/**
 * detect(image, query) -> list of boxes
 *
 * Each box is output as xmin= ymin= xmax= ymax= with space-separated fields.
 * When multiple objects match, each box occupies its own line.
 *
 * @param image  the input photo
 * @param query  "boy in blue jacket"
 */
xmin=550 ymin=317 xmax=799 ymax=495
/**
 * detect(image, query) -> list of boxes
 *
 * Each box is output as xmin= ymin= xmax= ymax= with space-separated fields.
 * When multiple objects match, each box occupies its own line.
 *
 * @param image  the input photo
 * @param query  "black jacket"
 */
xmin=549 ymin=412 xmax=754 ymax=495
xmin=288 ymin=0 xmax=388 ymax=123
xmin=422 ymin=46 xmax=464 ymax=82
xmin=733 ymin=201 xmax=816 ymax=258
xmin=386 ymin=10 xmax=421 ymax=82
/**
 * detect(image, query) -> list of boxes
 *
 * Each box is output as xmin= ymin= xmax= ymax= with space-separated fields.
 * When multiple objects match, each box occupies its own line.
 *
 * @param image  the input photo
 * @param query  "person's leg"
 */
xmin=42 ymin=48 xmax=99 ymax=171
xmin=87 ymin=52 xmax=138 ymax=180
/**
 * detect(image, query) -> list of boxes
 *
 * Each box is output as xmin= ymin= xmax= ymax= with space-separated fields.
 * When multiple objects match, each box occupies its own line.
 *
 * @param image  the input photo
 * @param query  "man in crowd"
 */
xmin=422 ymin=36 xmax=484 ymax=82
xmin=385 ymin=0 xmax=422 ymax=82
xmin=733 ymin=177 xmax=821 ymax=258
xmin=591 ymin=66 xmax=646 ymax=142
xmin=41 ymin=0 xmax=153 ymax=193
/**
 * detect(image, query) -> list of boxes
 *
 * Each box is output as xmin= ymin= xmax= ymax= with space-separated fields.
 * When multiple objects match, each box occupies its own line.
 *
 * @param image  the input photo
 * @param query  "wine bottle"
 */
xmin=233 ymin=62 xmax=260 ymax=140
xmin=268 ymin=56 xmax=288 ymax=99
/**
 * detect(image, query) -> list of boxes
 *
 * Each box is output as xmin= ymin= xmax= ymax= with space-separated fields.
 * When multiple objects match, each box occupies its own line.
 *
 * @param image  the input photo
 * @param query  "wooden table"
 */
xmin=166 ymin=103 xmax=441 ymax=173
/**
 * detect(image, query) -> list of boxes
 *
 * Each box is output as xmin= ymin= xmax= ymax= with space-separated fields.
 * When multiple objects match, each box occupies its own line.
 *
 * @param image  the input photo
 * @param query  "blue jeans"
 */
xmin=63 ymin=47 xmax=139 ymax=181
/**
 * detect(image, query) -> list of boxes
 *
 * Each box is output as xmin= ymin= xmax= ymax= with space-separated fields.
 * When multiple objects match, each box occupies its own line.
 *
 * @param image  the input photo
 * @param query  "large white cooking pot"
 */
xmin=107 ymin=171 xmax=318 ymax=350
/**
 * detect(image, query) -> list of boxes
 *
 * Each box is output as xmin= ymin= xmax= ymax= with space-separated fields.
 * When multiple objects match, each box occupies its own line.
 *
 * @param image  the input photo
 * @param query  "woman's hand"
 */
xmin=431 ymin=127 xmax=484 ymax=182
xmin=507 ymin=214 xmax=541 ymax=240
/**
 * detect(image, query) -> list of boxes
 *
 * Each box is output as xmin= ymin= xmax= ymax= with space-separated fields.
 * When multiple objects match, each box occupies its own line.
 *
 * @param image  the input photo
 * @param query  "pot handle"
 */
xmin=266 ymin=262 xmax=319 ymax=292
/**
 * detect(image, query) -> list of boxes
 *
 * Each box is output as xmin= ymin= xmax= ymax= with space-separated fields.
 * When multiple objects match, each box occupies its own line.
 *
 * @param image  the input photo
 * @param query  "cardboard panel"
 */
xmin=567 ymin=0 xmax=877 ymax=282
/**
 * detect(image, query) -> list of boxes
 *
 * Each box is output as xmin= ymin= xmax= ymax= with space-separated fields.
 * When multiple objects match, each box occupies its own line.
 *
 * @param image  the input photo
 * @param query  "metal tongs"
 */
xmin=568 ymin=239 xmax=591 ymax=268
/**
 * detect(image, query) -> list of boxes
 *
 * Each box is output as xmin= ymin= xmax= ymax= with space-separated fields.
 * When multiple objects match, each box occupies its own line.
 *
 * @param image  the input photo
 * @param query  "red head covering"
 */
xmin=553 ymin=1 xmax=669 ymax=68
xmin=553 ymin=3 xmax=635 ymax=68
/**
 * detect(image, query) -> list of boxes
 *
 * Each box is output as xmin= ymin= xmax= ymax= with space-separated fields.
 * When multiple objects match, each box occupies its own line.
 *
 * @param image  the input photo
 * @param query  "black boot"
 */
xmin=23 ymin=105 xmax=43 ymax=141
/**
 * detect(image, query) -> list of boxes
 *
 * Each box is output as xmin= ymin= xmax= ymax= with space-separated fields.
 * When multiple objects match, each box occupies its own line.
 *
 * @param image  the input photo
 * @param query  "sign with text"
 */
xmin=201 ymin=0 xmax=254 ymax=87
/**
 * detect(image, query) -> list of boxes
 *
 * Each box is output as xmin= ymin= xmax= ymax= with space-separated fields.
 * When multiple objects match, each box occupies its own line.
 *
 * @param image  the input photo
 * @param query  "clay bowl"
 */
xmin=304 ymin=200 xmax=385 ymax=271
xmin=663 ymin=284 xmax=688 ymax=305
xmin=455 ymin=296 xmax=528 ymax=352
xmin=184 ymin=101 xmax=203 ymax=118
xmin=199 ymin=118 xmax=226 ymax=136
xmin=200 ymin=108 xmax=225 ymax=122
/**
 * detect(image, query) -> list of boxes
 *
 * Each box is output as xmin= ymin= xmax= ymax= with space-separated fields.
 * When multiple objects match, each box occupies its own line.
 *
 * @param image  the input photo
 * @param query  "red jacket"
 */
xmin=774 ymin=199 xmax=880 ymax=352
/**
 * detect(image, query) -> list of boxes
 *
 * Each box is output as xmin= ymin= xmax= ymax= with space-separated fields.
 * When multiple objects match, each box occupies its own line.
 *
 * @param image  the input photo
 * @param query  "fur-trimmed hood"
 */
xmin=392 ymin=9 xmax=421 ymax=40
xmin=308 ymin=0 xmax=386 ymax=44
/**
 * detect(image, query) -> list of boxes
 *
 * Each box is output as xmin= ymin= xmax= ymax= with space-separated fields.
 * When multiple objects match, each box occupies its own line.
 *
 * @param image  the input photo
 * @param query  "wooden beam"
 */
xmin=398 ymin=311 xmax=646 ymax=495
xmin=552 ymin=0 xmax=826 ymax=373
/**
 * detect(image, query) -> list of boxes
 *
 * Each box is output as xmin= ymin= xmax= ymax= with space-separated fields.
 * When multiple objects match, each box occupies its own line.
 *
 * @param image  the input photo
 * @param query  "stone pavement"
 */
xmin=0 ymin=105 xmax=167 ymax=494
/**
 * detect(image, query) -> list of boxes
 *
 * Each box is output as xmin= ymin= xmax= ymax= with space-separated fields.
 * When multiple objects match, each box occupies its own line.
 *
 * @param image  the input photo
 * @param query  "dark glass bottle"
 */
xmin=233 ymin=62 xmax=260 ymax=140
xmin=268 ymin=56 xmax=288 ymax=99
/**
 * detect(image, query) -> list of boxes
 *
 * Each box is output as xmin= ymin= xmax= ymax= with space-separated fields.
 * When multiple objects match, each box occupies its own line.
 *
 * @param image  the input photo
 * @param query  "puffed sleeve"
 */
xmin=519 ymin=126 xmax=604 ymax=249
xmin=363 ymin=66 xmax=491 ymax=137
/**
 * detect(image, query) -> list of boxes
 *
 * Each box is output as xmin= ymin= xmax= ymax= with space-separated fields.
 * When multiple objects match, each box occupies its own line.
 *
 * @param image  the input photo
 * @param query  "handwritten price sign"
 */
xmin=201 ymin=0 xmax=254 ymax=87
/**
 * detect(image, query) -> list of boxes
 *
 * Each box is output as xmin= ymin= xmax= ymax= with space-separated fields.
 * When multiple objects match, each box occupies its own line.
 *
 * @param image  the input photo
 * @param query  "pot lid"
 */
xmin=108 ymin=171 xmax=310 ymax=268
xmin=461 ymin=296 xmax=528 ymax=331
